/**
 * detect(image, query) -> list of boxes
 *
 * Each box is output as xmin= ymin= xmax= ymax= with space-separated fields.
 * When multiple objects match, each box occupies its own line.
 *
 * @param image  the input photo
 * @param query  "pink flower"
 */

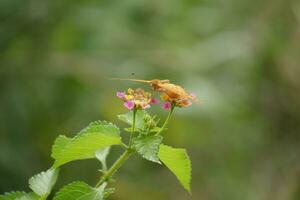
xmin=116 ymin=91 xmax=125 ymax=99
xmin=150 ymin=98 xmax=159 ymax=105
xmin=162 ymin=102 xmax=172 ymax=110
xmin=124 ymin=101 xmax=135 ymax=110
xmin=116 ymin=88 xmax=155 ymax=110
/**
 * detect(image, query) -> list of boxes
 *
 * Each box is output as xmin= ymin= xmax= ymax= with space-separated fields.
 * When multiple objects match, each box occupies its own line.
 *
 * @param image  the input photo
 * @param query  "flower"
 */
xmin=117 ymin=88 xmax=154 ymax=110
xmin=116 ymin=91 xmax=126 ymax=99
xmin=160 ymin=93 xmax=192 ymax=108
xmin=124 ymin=101 xmax=135 ymax=110
xmin=148 ymin=80 xmax=198 ymax=108
xmin=162 ymin=102 xmax=172 ymax=110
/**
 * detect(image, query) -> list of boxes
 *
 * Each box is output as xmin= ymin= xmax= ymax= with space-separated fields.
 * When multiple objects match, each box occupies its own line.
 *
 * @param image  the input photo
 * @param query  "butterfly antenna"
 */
xmin=109 ymin=78 xmax=151 ymax=83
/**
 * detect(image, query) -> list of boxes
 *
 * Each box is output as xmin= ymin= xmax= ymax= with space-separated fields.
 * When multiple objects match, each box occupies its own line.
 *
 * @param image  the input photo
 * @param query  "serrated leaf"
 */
xmin=78 ymin=121 xmax=120 ymax=137
xmin=51 ymin=135 xmax=71 ymax=159
xmin=52 ymin=121 xmax=121 ymax=168
xmin=53 ymin=181 xmax=106 ymax=200
xmin=133 ymin=135 xmax=163 ymax=163
xmin=0 ymin=191 xmax=26 ymax=200
xmin=16 ymin=193 xmax=39 ymax=200
xmin=0 ymin=192 xmax=39 ymax=200
xmin=29 ymin=168 xmax=59 ymax=197
xmin=158 ymin=144 xmax=191 ymax=192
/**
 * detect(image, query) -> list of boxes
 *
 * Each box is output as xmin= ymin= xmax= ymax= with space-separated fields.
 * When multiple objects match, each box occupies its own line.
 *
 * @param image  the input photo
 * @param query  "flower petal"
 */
xmin=124 ymin=101 xmax=135 ymax=110
xmin=162 ymin=102 xmax=172 ymax=110
xmin=116 ymin=91 xmax=125 ymax=99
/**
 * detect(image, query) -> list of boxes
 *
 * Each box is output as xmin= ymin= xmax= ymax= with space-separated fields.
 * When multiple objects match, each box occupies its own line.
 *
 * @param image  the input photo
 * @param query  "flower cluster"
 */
xmin=147 ymin=79 xmax=198 ymax=109
xmin=117 ymin=88 xmax=158 ymax=110
xmin=161 ymin=92 xmax=196 ymax=108
xmin=117 ymin=79 xmax=199 ymax=110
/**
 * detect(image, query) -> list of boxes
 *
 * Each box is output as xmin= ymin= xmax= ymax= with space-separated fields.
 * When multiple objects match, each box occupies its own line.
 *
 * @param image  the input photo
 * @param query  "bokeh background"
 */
xmin=1 ymin=0 xmax=300 ymax=199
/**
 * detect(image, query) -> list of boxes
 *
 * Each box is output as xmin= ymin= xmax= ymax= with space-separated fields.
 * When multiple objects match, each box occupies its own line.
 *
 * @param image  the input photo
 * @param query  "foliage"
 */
xmin=118 ymin=110 xmax=161 ymax=135
xmin=158 ymin=144 xmax=192 ymax=193
xmin=29 ymin=169 xmax=59 ymax=198
xmin=1 ymin=88 xmax=192 ymax=199
xmin=133 ymin=135 xmax=163 ymax=163
xmin=0 ymin=191 xmax=39 ymax=200
xmin=53 ymin=182 xmax=107 ymax=200
xmin=95 ymin=147 xmax=111 ymax=171
xmin=51 ymin=121 xmax=121 ymax=168
xmin=0 ymin=168 xmax=59 ymax=200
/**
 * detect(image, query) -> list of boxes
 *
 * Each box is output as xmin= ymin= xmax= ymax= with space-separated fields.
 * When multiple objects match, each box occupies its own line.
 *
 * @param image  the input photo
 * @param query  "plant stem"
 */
xmin=96 ymin=109 xmax=137 ymax=187
xmin=96 ymin=149 xmax=133 ymax=187
xmin=156 ymin=105 xmax=175 ymax=135
xmin=128 ymin=109 xmax=137 ymax=148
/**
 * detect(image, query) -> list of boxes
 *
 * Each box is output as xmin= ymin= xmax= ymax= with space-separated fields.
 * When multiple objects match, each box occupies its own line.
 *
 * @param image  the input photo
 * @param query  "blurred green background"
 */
xmin=1 ymin=0 xmax=300 ymax=199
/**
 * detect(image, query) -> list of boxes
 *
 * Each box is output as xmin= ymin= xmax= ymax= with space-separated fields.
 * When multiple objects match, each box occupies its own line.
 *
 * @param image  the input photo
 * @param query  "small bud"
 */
xmin=127 ymin=88 xmax=134 ymax=94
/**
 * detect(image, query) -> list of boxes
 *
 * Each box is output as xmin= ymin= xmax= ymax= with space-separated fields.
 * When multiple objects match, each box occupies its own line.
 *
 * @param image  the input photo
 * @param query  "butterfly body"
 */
xmin=149 ymin=80 xmax=191 ymax=99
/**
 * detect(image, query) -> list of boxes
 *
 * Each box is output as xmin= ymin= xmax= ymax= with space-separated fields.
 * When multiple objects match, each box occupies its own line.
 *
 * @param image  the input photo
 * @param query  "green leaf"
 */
xmin=95 ymin=147 xmax=110 ymax=171
xmin=52 ymin=121 xmax=121 ymax=168
xmin=53 ymin=181 xmax=106 ymax=200
xmin=0 ymin=192 xmax=26 ymax=200
xmin=158 ymin=144 xmax=192 ymax=192
xmin=118 ymin=110 xmax=147 ymax=129
xmin=118 ymin=110 xmax=160 ymax=135
xmin=133 ymin=135 xmax=163 ymax=163
xmin=0 ymin=192 xmax=39 ymax=200
xmin=78 ymin=121 xmax=120 ymax=137
xmin=51 ymin=135 xmax=71 ymax=159
xmin=16 ymin=193 xmax=39 ymax=200
xmin=29 ymin=168 xmax=59 ymax=198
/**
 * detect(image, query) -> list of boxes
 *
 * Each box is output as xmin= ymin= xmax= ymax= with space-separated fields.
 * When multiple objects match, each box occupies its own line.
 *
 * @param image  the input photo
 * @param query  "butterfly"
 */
xmin=110 ymin=78 xmax=200 ymax=106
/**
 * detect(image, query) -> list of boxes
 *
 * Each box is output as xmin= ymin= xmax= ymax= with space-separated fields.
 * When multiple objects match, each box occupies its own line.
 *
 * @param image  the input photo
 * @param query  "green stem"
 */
xmin=96 ymin=150 xmax=133 ymax=187
xmin=120 ymin=142 xmax=128 ymax=149
xmin=96 ymin=109 xmax=137 ymax=187
xmin=128 ymin=109 xmax=137 ymax=148
xmin=156 ymin=105 xmax=175 ymax=135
